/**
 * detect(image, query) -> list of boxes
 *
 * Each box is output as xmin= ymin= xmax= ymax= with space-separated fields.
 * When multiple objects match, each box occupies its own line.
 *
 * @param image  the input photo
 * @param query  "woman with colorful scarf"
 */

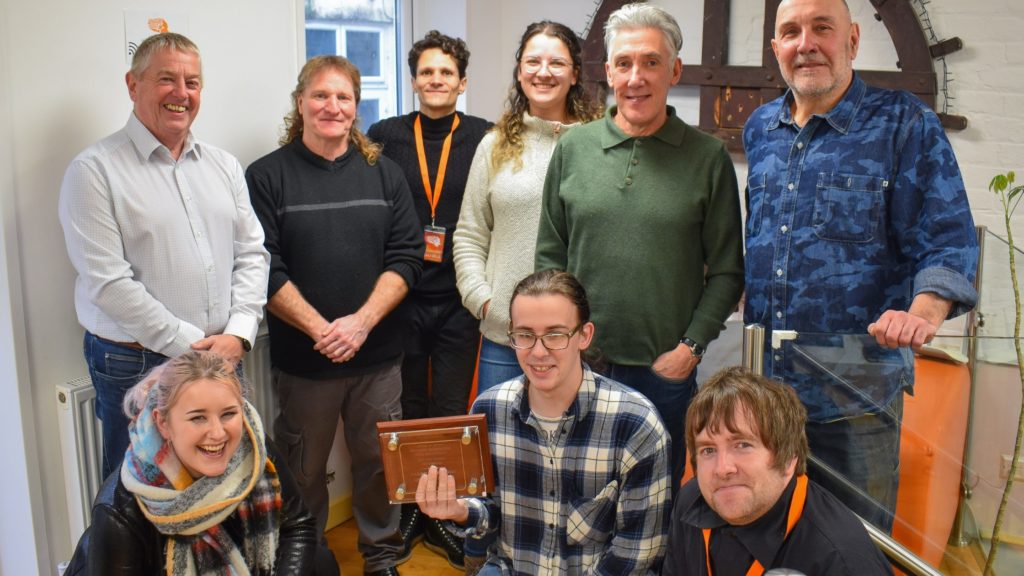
xmin=70 ymin=350 xmax=320 ymax=575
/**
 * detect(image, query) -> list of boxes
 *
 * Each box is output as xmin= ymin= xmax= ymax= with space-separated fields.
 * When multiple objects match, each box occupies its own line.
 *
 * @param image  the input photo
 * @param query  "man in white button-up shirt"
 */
xmin=58 ymin=32 xmax=269 ymax=479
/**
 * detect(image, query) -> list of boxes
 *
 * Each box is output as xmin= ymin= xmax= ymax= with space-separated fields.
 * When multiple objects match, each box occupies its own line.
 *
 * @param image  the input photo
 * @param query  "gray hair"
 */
xmin=129 ymin=32 xmax=202 ymax=80
xmin=604 ymin=2 xmax=683 ymax=59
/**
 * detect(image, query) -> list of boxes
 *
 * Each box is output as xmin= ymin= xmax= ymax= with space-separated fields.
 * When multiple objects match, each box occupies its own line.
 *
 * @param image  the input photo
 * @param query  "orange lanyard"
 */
xmin=414 ymin=113 xmax=460 ymax=225
xmin=702 ymin=474 xmax=808 ymax=576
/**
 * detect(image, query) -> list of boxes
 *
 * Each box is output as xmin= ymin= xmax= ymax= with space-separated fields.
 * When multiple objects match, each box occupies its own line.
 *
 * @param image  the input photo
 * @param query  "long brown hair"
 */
xmin=280 ymin=55 xmax=381 ymax=165
xmin=491 ymin=21 xmax=602 ymax=171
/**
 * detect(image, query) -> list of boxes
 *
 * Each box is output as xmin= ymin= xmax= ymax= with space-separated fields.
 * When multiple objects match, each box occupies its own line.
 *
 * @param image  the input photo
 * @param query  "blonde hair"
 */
xmin=280 ymin=55 xmax=382 ymax=165
xmin=123 ymin=351 xmax=247 ymax=421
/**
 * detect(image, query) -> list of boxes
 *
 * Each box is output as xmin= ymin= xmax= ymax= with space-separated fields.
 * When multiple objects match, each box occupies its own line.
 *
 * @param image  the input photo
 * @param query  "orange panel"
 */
xmin=892 ymin=356 xmax=971 ymax=566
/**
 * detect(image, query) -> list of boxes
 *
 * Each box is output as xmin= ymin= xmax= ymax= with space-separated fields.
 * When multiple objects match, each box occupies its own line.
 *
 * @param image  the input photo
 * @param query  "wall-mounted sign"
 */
xmin=123 ymin=10 xmax=189 ymax=64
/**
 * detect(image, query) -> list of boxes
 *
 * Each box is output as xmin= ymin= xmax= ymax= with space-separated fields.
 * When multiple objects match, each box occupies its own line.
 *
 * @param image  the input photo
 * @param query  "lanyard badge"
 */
xmin=414 ymin=113 xmax=460 ymax=263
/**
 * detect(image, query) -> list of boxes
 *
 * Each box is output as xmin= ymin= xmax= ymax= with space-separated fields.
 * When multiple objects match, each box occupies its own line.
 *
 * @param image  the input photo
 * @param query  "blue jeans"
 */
xmin=476 ymin=338 xmax=522 ymax=395
xmin=604 ymin=363 xmax=697 ymax=494
xmin=84 ymin=332 xmax=168 ymax=479
xmin=806 ymin=392 xmax=903 ymax=532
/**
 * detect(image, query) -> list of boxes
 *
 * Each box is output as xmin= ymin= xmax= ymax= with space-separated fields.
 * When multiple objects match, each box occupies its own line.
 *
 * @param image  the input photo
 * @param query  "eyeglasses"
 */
xmin=508 ymin=324 xmax=583 ymax=350
xmin=520 ymin=57 xmax=572 ymax=76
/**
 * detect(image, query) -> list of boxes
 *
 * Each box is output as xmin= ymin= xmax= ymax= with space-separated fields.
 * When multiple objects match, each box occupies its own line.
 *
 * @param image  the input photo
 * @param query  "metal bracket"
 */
xmin=772 ymin=329 xmax=799 ymax=350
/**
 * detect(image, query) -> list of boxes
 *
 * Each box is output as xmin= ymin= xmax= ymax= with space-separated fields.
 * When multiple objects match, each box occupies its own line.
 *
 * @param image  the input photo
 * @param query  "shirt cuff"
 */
xmin=913 ymin=266 xmax=978 ymax=319
xmin=223 ymin=314 xmax=261 ymax=346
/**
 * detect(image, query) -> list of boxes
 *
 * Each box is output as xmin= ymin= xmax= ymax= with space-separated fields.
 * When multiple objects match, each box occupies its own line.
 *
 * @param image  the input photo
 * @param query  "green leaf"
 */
xmin=992 ymin=174 xmax=1009 ymax=193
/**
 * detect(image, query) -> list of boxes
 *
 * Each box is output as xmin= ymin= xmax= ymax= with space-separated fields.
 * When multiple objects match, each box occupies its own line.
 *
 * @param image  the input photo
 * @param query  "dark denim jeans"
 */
xmin=84 ymin=332 xmax=168 ymax=479
xmin=475 ymin=338 xmax=523 ymax=396
xmin=806 ymin=392 xmax=903 ymax=532
xmin=604 ymin=363 xmax=697 ymax=494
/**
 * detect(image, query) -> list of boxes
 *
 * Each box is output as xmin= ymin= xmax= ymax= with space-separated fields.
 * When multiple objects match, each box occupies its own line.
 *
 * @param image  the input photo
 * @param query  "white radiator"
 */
xmin=57 ymin=331 xmax=276 ymax=543
xmin=243 ymin=331 xmax=277 ymax=431
xmin=56 ymin=377 xmax=103 ymax=543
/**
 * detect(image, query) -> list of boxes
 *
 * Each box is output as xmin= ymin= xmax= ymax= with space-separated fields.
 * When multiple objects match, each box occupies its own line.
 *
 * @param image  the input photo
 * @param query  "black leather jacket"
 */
xmin=75 ymin=438 xmax=317 ymax=575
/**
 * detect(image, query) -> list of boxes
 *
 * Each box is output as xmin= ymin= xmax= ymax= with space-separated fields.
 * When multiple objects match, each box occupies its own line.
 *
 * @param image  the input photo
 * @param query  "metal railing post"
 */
xmin=742 ymin=324 xmax=765 ymax=375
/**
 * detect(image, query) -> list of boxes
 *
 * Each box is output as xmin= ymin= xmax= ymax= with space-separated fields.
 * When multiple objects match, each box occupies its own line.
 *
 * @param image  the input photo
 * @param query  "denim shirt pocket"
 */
xmin=566 ymin=479 xmax=619 ymax=546
xmin=745 ymin=172 xmax=767 ymax=237
xmin=812 ymin=172 xmax=886 ymax=243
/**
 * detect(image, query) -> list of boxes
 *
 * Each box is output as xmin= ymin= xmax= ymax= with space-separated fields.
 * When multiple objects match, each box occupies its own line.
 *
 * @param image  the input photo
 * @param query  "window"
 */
xmin=304 ymin=0 xmax=401 ymax=127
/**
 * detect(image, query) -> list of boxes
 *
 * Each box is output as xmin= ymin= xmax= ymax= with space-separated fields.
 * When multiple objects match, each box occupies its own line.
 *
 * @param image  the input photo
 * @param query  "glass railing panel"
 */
xmin=760 ymin=331 xmax=1024 ymax=574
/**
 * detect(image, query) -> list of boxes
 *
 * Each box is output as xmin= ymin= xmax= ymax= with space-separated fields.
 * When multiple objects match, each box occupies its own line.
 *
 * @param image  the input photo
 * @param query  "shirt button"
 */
xmin=549 ymin=523 xmax=555 ymax=529
xmin=776 ymin=268 xmax=783 ymax=277
xmin=549 ymin=490 xmax=555 ymax=496
xmin=774 ymin=354 xmax=782 ymax=362
xmin=788 ymin=183 xmax=795 ymax=191
xmin=780 ymin=225 xmax=788 ymax=233
xmin=776 ymin=311 xmax=783 ymax=318
xmin=796 ymin=142 xmax=804 ymax=149
xmin=625 ymin=178 xmax=633 ymax=186
xmin=631 ymin=158 xmax=639 ymax=165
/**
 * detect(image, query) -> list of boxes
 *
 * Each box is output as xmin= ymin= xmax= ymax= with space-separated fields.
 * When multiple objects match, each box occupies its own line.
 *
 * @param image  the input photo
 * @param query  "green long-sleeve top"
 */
xmin=535 ymin=106 xmax=744 ymax=365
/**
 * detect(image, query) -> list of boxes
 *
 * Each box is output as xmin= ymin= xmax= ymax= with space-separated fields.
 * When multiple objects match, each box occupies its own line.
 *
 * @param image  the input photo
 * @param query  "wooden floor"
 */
xmin=326 ymin=518 xmax=462 ymax=575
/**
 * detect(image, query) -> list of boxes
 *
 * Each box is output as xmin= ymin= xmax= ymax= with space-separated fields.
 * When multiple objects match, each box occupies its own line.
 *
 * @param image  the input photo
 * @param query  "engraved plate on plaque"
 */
xmin=377 ymin=414 xmax=494 ymax=504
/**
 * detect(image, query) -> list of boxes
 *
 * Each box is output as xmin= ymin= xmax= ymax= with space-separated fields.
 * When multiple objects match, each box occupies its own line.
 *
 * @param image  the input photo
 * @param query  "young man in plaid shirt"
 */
xmin=417 ymin=269 xmax=671 ymax=575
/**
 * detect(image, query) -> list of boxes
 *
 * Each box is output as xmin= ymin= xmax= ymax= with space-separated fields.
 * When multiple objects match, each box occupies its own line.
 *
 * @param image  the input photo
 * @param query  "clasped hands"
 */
xmin=313 ymin=313 xmax=370 ymax=363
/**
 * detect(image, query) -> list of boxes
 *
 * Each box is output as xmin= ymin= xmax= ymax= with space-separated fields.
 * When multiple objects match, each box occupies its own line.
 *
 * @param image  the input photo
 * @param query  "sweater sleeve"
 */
xmin=534 ymin=140 xmax=569 ymax=272
xmin=453 ymin=136 xmax=496 ymax=318
xmin=380 ymin=159 xmax=424 ymax=289
xmin=245 ymin=161 xmax=290 ymax=299
xmin=685 ymin=145 xmax=745 ymax=347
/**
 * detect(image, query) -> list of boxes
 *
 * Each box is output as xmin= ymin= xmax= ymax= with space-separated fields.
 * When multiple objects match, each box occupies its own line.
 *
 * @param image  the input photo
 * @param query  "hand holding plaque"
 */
xmin=377 ymin=414 xmax=495 ymax=505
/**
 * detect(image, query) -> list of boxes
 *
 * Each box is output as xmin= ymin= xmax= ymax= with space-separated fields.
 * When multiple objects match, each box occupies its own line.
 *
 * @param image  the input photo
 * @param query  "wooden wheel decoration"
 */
xmin=580 ymin=0 xmax=966 ymax=154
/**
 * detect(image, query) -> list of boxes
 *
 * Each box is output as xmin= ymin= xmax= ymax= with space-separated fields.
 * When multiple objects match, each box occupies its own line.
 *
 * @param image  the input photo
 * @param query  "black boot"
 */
xmin=423 ymin=517 xmax=465 ymax=570
xmin=397 ymin=503 xmax=424 ymax=563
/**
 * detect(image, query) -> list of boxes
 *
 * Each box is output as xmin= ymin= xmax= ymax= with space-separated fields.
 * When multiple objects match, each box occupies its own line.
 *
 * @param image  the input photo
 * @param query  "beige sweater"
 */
xmin=453 ymin=114 xmax=577 ymax=344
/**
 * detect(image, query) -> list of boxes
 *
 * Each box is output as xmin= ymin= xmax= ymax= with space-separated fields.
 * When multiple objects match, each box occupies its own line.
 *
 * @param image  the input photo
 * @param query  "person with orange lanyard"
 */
xmin=662 ymin=367 xmax=892 ymax=576
xmin=366 ymin=30 xmax=491 ymax=570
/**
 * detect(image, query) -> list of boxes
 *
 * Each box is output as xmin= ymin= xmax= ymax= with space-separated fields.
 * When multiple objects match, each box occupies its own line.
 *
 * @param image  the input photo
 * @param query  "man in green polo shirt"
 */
xmin=535 ymin=2 xmax=743 ymax=492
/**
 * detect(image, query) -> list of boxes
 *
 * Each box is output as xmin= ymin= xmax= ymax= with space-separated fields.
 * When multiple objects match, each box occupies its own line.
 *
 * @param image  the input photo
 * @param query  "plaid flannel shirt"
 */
xmin=464 ymin=365 xmax=671 ymax=575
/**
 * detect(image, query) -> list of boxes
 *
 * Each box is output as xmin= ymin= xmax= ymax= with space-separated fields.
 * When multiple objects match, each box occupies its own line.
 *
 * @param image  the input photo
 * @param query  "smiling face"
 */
xmin=155 ymin=378 xmax=244 ymax=479
xmin=126 ymin=48 xmax=202 ymax=158
xmin=413 ymin=48 xmax=466 ymax=119
xmin=517 ymin=33 xmax=578 ymax=122
xmin=299 ymin=67 xmax=357 ymax=158
xmin=772 ymin=0 xmax=860 ymax=115
xmin=605 ymin=27 xmax=682 ymax=137
xmin=510 ymin=293 xmax=593 ymax=405
xmin=695 ymin=404 xmax=796 ymax=526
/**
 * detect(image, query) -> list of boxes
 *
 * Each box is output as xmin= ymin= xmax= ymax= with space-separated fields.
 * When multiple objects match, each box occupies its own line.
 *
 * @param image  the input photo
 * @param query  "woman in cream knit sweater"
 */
xmin=453 ymin=20 xmax=601 ymax=393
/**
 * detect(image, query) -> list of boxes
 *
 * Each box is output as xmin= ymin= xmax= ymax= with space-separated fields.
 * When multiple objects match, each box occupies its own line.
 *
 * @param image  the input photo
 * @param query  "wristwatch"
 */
xmin=234 ymin=335 xmax=253 ymax=352
xmin=681 ymin=337 xmax=705 ymax=359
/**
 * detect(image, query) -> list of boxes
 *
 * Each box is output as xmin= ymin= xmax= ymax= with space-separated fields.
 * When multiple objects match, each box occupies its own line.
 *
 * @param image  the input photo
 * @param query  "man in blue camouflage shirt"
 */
xmin=743 ymin=0 xmax=978 ymax=532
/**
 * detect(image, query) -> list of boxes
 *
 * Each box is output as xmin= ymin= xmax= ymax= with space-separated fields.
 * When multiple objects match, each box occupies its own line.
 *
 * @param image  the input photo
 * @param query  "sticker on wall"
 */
xmin=123 ymin=10 xmax=190 ymax=64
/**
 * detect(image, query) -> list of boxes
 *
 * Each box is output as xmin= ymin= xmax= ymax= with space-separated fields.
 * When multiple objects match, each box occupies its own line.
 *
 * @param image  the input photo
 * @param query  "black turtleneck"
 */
xmin=368 ymin=111 xmax=491 ymax=298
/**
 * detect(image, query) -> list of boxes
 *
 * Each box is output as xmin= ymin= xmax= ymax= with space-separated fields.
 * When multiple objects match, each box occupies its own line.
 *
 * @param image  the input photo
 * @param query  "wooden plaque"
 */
xmin=377 ymin=414 xmax=495 ymax=504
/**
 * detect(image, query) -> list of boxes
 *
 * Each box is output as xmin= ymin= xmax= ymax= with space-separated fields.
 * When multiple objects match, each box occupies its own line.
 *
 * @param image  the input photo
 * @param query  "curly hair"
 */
xmin=407 ymin=30 xmax=470 ymax=78
xmin=491 ymin=21 xmax=602 ymax=171
xmin=279 ymin=55 xmax=381 ymax=165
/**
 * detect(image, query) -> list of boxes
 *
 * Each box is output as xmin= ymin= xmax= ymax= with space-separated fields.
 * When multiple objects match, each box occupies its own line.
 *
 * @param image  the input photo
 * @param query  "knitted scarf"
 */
xmin=121 ymin=394 xmax=282 ymax=576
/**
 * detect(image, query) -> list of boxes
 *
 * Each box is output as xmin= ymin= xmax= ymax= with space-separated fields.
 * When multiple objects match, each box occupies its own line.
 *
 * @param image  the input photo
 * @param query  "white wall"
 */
xmin=2 ymin=0 xmax=1023 ymax=572
xmin=0 ymin=0 xmax=300 ymax=572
